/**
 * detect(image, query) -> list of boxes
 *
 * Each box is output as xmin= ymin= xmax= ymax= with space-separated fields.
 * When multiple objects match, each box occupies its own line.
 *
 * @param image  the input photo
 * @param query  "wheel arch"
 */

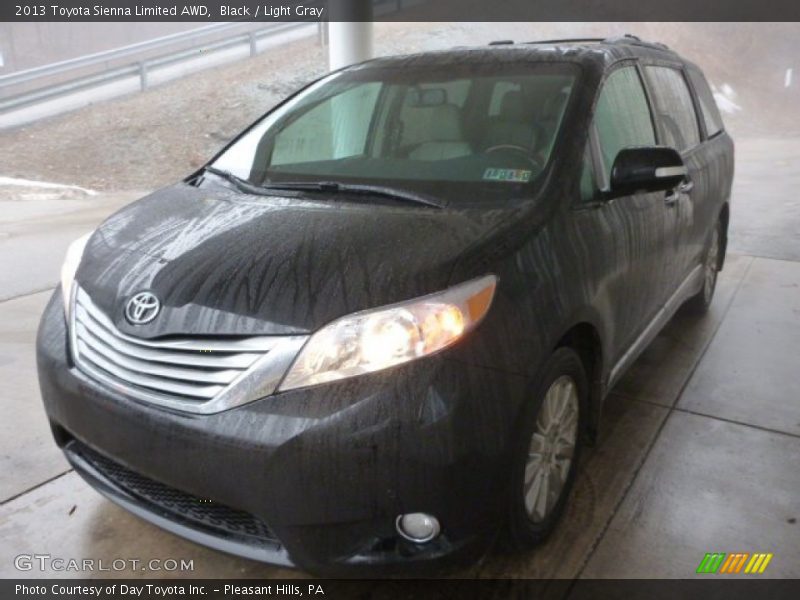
xmin=554 ymin=321 xmax=604 ymax=444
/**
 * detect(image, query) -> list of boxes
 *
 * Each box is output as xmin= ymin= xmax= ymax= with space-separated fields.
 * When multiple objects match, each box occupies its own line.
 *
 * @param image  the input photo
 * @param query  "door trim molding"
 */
xmin=608 ymin=264 xmax=703 ymax=388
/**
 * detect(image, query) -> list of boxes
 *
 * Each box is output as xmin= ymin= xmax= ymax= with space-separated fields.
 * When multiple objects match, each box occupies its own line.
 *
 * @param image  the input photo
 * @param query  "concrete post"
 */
xmin=328 ymin=22 xmax=373 ymax=71
xmin=327 ymin=1 xmax=373 ymax=71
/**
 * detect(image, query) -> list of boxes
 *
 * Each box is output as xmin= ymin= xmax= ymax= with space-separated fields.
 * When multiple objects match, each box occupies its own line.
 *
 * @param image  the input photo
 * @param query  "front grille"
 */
xmin=73 ymin=441 xmax=278 ymax=546
xmin=71 ymin=286 xmax=283 ymax=403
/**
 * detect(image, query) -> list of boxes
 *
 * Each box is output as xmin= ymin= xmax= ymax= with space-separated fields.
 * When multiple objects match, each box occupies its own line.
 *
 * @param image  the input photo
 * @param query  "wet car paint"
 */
xmin=80 ymin=184 xmax=519 ymax=338
xmin=37 ymin=40 xmax=733 ymax=575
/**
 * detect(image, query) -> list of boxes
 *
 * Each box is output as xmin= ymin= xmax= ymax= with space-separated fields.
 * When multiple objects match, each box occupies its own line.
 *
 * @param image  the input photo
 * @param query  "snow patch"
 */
xmin=0 ymin=176 xmax=97 ymax=196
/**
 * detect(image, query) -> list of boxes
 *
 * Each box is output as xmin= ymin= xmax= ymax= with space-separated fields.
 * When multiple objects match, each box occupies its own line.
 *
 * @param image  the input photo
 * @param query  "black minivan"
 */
xmin=37 ymin=35 xmax=733 ymax=575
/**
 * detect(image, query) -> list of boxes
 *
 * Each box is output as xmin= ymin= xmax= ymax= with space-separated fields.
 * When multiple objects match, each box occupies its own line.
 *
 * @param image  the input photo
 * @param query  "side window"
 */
xmin=594 ymin=66 xmax=656 ymax=187
xmin=687 ymin=68 xmax=725 ymax=138
xmin=644 ymin=66 xmax=700 ymax=151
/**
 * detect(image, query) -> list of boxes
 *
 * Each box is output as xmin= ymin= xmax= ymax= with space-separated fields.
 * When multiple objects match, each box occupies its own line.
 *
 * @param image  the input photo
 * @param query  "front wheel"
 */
xmin=685 ymin=219 xmax=722 ymax=314
xmin=505 ymin=347 xmax=587 ymax=549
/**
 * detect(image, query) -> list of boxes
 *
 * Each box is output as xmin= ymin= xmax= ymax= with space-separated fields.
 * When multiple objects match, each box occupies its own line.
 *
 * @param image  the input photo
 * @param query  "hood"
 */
xmin=76 ymin=183 xmax=525 ymax=338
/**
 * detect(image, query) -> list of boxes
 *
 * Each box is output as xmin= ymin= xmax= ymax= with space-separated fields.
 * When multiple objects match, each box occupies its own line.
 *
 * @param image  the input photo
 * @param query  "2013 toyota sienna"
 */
xmin=37 ymin=35 xmax=733 ymax=575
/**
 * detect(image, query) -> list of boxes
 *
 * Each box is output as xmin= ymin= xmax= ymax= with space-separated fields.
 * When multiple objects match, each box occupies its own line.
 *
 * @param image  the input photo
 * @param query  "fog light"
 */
xmin=395 ymin=513 xmax=440 ymax=543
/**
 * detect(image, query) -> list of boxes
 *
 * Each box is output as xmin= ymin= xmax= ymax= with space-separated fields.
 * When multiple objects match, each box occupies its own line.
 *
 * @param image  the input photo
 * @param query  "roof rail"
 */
xmin=525 ymin=38 xmax=605 ymax=45
xmin=524 ymin=34 xmax=670 ymax=51
xmin=603 ymin=34 xmax=671 ymax=50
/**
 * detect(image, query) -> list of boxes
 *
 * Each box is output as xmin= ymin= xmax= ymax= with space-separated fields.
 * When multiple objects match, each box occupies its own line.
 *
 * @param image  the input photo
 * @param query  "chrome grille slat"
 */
xmin=69 ymin=285 xmax=308 ymax=408
xmin=78 ymin=343 xmax=225 ymax=398
xmin=75 ymin=336 xmax=242 ymax=385
xmin=74 ymin=314 xmax=259 ymax=369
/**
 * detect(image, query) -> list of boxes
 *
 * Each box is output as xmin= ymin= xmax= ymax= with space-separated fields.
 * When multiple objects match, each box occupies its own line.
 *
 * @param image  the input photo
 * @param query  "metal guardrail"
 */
xmin=1 ymin=22 xmax=242 ymax=90
xmin=0 ymin=0 xmax=422 ymax=120
xmin=0 ymin=21 xmax=315 ymax=113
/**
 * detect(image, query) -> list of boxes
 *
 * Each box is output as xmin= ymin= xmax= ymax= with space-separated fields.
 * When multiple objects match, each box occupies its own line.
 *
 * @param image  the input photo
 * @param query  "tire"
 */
xmin=505 ymin=347 xmax=587 ymax=550
xmin=685 ymin=219 xmax=722 ymax=314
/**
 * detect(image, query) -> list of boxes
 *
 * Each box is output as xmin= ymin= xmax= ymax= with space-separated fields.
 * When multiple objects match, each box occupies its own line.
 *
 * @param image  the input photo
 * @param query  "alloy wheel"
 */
xmin=704 ymin=225 xmax=720 ymax=303
xmin=523 ymin=375 xmax=579 ymax=523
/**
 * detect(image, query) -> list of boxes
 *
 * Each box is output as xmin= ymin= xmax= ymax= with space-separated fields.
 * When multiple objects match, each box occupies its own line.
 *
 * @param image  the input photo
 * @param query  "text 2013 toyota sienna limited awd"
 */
xmin=37 ymin=36 xmax=733 ymax=575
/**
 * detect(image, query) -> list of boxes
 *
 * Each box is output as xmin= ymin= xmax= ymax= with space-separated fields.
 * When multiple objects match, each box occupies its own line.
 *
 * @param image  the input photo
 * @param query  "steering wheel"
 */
xmin=485 ymin=144 xmax=542 ymax=169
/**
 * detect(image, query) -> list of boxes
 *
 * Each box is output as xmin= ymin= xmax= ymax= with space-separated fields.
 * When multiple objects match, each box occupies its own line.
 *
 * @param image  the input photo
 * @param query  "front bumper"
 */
xmin=37 ymin=289 xmax=527 ymax=576
xmin=63 ymin=438 xmax=293 ymax=566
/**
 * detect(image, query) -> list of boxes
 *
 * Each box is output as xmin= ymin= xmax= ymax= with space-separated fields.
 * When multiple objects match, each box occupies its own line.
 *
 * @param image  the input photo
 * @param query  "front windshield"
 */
xmin=211 ymin=61 xmax=579 ymax=205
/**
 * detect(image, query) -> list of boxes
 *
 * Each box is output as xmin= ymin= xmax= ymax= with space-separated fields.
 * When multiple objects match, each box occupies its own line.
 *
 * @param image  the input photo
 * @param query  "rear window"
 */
xmin=644 ymin=66 xmax=700 ymax=152
xmin=687 ymin=68 xmax=725 ymax=138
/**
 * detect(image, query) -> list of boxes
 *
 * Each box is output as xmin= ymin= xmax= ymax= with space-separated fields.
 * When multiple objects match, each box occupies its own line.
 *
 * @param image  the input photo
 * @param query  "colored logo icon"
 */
xmin=696 ymin=552 xmax=773 ymax=574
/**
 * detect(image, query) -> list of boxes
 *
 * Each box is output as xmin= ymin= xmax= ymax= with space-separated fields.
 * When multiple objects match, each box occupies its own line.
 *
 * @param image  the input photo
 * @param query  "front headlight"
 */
xmin=60 ymin=232 xmax=93 ymax=317
xmin=278 ymin=274 xmax=497 ymax=392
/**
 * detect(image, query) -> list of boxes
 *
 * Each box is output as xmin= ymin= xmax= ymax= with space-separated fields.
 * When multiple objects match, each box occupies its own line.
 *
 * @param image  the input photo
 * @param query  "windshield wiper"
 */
xmin=204 ymin=166 xmax=273 ymax=197
xmin=204 ymin=168 xmax=444 ymax=208
xmin=260 ymin=180 xmax=444 ymax=209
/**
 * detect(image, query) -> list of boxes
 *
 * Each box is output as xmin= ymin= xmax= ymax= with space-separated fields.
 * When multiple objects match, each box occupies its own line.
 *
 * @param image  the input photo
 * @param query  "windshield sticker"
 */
xmin=483 ymin=168 xmax=532 ymax=183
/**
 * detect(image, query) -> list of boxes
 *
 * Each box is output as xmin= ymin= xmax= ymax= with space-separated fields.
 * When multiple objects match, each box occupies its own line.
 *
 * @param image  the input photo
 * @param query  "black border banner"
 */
xmin=3 ymin=0 xmax=800 ymax=22
xmin=5 ymin=580 xmax=800 ymax=600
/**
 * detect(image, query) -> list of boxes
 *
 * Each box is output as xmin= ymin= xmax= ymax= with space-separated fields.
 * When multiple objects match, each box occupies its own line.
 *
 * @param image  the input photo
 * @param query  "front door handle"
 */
xmin=665 ymin=178 xmax=693 ymax=206
xmin=665 ymin=190 xmax=679 ymax=206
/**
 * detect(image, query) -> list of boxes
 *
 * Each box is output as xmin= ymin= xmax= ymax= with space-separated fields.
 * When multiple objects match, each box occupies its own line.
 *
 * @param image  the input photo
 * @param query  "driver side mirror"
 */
xmin=607 ymin=146 xmax=687 ymax=199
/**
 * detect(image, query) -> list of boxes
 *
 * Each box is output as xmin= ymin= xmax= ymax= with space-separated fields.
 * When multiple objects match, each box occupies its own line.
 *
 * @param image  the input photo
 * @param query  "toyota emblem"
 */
xmin=125 ymin=291 xmax=161 ymax=325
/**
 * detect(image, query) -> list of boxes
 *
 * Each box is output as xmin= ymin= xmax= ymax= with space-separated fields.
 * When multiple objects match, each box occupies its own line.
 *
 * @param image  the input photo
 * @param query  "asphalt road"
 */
xmin=0 ymin=137 xmax=798 ymax=578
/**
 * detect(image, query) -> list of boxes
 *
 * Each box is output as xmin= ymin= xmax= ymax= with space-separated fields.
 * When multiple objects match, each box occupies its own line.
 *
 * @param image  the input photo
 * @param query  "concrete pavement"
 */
xmin=0 ymin=185 xmax=141 ymax=300
xmin=0 ymin=138 xmax=798 ymax=579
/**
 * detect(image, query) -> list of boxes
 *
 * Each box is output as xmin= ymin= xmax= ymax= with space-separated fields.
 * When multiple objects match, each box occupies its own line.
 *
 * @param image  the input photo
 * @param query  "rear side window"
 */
xmin=687 ymin=69 xmax=725 ymax=137
xmin=594 ymin=66 xmax=656 ymax=185
xmin=644 ymin=66 xmax=700 ymax=151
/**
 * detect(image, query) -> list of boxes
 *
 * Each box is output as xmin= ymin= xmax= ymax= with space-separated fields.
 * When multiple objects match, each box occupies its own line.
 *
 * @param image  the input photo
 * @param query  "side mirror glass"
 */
xmin=608 ymin=146 xmax=687 ymax=198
